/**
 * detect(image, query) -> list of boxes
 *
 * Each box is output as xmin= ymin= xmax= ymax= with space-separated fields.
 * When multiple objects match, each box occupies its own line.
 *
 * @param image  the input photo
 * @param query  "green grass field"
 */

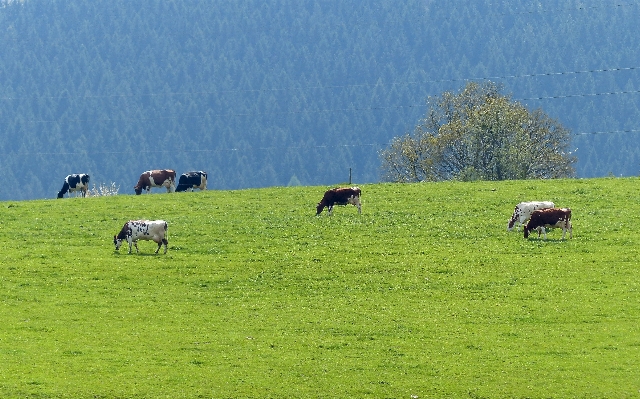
xmin=1 ymin=178 xmax=639 ymax=398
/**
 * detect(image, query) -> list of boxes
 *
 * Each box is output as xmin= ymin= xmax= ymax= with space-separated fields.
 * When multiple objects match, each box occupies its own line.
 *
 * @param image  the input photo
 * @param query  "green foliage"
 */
xmin=1 ymin=179 xmax=640 ymax=398
xmin=381 ymin=82 xmax=577 ymax=182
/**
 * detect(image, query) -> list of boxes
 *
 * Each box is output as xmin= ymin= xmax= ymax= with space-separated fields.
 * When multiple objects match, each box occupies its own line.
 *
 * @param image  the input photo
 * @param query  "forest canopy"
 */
xmin=0 ymin=1 xmax=638 ymax=200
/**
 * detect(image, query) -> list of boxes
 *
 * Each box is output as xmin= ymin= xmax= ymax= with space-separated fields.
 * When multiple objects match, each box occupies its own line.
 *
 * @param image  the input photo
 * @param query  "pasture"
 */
xmin=1 ymin=178 xmax=639 ymax=398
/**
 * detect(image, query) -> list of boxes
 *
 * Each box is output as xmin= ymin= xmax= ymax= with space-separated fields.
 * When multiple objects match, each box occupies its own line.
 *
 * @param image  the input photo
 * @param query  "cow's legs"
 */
xmin=166 ymin=181 xmax=176 ymax=193
xmin=153 ymin=238 xmax=169 ymax=254
xmin=327 ymin=205 xmax=333 ymax=216
xmin=134 ymin=241 xmax=140 ymax=253
xmin=537 ymin=226 xmax=547 ymax=239
xmin=347 ymin=196 xmax=362 ymax=214
xmin=562 ymin=221 xmax=573 ymax=239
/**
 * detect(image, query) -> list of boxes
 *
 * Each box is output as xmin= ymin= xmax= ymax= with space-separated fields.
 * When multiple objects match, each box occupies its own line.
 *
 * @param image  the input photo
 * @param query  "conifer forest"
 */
xmin=1 ymin=0 xmax=639 ymax=200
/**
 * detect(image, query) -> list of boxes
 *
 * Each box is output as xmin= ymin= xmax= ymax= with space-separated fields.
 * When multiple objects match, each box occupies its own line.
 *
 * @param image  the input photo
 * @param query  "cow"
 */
xmin=175 ymin=171 xmax=207 ymax=192
xmin=134 ymin=169 xmax=176 ymax=195
xmin=507 ymin=201 xmax=555 ymax=231
xmin=524 ymin=208 xmax=572 ymax=240
xmin=114 ymin=220 xmax=169 ymax=254
xmin=57 ymin=174 xmax=90 ymax=198
xmin=316 ymin=187 xmax=362 ymax=215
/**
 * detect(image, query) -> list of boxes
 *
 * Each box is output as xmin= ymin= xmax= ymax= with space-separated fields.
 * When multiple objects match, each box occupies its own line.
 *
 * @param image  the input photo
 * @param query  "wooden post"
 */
xmin=349 ymin=168 xmax=352 ymax=185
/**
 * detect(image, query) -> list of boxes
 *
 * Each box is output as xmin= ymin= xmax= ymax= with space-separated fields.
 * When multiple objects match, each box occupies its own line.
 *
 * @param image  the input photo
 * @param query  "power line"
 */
xmin=3 ymin=127 xmax=639 ymax=158
xmin=517 ymin=89 xmax=640 ymax=102
xmin=481 ymin=2 xmax=640 ymax=16
xmin=2 ymin=142 xmax=383 ymax=157
xmin=1 ymin=66 xmax=639 ymax=102
xmin=573 ymin=129 xmax=640 ymax=136
xmin=5 ymin=86 xmax=640 ymax=126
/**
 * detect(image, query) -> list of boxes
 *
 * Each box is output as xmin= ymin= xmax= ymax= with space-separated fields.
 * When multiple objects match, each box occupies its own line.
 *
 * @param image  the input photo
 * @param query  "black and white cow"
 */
xmin=524 ymin=208 xmax=572 ymax=240
xmin=57 ymin=174 xmax=90 ymax=198
xmin=507 ymin=201 xmax=555 ymax=231
xmin=175 ymin=171 xmax=207 ymax=192
xmin=114 ymin=220 xmax=169 ymax=254
xmin=316 ymin=187 xmax=362 ymax=215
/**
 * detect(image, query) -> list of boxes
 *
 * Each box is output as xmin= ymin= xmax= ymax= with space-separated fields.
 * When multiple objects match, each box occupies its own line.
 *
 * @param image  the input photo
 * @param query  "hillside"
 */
xmin=0 ymin=1 xmax=640 ymax=200
xmin=1 ymin=179 xmax=639 ymax=397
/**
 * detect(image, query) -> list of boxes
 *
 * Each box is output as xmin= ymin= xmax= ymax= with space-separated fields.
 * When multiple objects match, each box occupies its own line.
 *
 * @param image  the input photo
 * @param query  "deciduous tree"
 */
xmin=380 ymin=81 xmax=576 ymax=182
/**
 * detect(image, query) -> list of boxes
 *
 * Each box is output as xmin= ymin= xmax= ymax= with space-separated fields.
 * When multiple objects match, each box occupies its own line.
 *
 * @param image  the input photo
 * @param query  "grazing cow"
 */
xmin=507 ymin=201 xmax=555 ymax=231
xmin=524 ymin=208 xmax=572 ymax=240
xmin=57 ymin=174 xmax=90 ymax=198
xmin=316 ymin=187 xmax=362 ymax=215
xmin=134 ymin=169 xmax=176 ymax=195
xmin=114 ymin=220 xmax=169 ymax=254
xmin=175 ymin=171 xmax=208 ymax=192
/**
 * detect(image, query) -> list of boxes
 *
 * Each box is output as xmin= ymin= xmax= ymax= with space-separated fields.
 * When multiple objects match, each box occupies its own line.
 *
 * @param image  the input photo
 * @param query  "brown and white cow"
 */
xmin=134 ymin=169 xmax=176 ymax=195
xmin=524 ymin=208 xmax=572 ymax=240
xmin=507 ymin=201 xmax=555 ymax=231
xmin=316 ymin=187 xmax=362 ymax=215
xmin=114 ymin=220 xmax=168 ymax=254
xmin=175 ymin=171 xmax=207 ymax=192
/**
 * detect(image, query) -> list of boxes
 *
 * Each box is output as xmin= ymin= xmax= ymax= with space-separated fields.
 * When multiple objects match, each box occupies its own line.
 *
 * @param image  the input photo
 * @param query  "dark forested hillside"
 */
xmin=0 ymin=0 xmax=639 ymax=200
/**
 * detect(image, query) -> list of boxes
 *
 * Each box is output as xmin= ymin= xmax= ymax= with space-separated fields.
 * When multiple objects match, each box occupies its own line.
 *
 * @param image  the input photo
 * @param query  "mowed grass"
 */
xmin=1 ymin=178 xmax=639 ymax=398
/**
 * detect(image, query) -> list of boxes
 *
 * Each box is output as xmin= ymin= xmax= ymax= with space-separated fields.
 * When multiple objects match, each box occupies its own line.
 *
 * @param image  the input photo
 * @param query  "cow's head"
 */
xmin=134 ymin=186 xmax=143 ymax=195
xmin=114 ymin=236 xmax=123 ymax=250
xmin=316 ymin=202 xmax=325 ymax=215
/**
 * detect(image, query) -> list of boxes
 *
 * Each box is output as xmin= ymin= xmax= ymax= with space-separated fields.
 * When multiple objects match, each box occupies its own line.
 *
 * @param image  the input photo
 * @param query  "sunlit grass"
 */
xmin=1 ymin=178 xmax=639 ymax=398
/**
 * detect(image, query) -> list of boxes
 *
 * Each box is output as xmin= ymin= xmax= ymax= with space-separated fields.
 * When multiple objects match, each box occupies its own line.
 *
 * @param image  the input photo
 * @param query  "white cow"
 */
xmin=507 ymin=201 xmax=555 ymax=231
xmin=113 ymin=220 xmax=168 ymax=254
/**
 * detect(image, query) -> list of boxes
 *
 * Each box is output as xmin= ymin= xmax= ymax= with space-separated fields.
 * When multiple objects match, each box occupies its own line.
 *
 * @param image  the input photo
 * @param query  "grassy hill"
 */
xmin=1 ymin=179 xmax=639 ymax=398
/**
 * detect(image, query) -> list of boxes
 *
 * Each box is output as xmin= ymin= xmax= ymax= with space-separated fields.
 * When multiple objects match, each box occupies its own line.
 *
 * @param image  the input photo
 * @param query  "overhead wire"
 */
xmin=1 ymin=66 xmax=639 ymax=102
xmin=6 ymin=84 xmax=640 ymax=130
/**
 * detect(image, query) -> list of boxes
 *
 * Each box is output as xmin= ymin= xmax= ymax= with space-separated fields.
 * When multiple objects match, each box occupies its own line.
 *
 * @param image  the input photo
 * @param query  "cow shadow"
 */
xmin=113 ymin=251 xmax=168 ymax=256
xmin=526 ymin=238 xmax=571 ymax=243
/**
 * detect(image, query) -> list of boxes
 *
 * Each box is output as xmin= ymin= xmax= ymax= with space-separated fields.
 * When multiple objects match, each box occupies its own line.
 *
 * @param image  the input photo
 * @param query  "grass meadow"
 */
xmin=1 ymin=178 xmax=639 ymax=398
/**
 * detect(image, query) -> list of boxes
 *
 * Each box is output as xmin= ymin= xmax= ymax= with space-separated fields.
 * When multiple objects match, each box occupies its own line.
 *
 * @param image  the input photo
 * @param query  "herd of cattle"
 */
xmin=57 ymin=169 xmax=208 ymax=199
xmin=57 ymin=170 xmax=572 ymax=253
xmin=56 ymin=169 xmax=207 ymax=254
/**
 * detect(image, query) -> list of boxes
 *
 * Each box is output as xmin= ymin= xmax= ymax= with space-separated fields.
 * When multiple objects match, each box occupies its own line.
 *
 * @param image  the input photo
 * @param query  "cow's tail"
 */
xmin=57 ymin=182 xmax=70 ymax=199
